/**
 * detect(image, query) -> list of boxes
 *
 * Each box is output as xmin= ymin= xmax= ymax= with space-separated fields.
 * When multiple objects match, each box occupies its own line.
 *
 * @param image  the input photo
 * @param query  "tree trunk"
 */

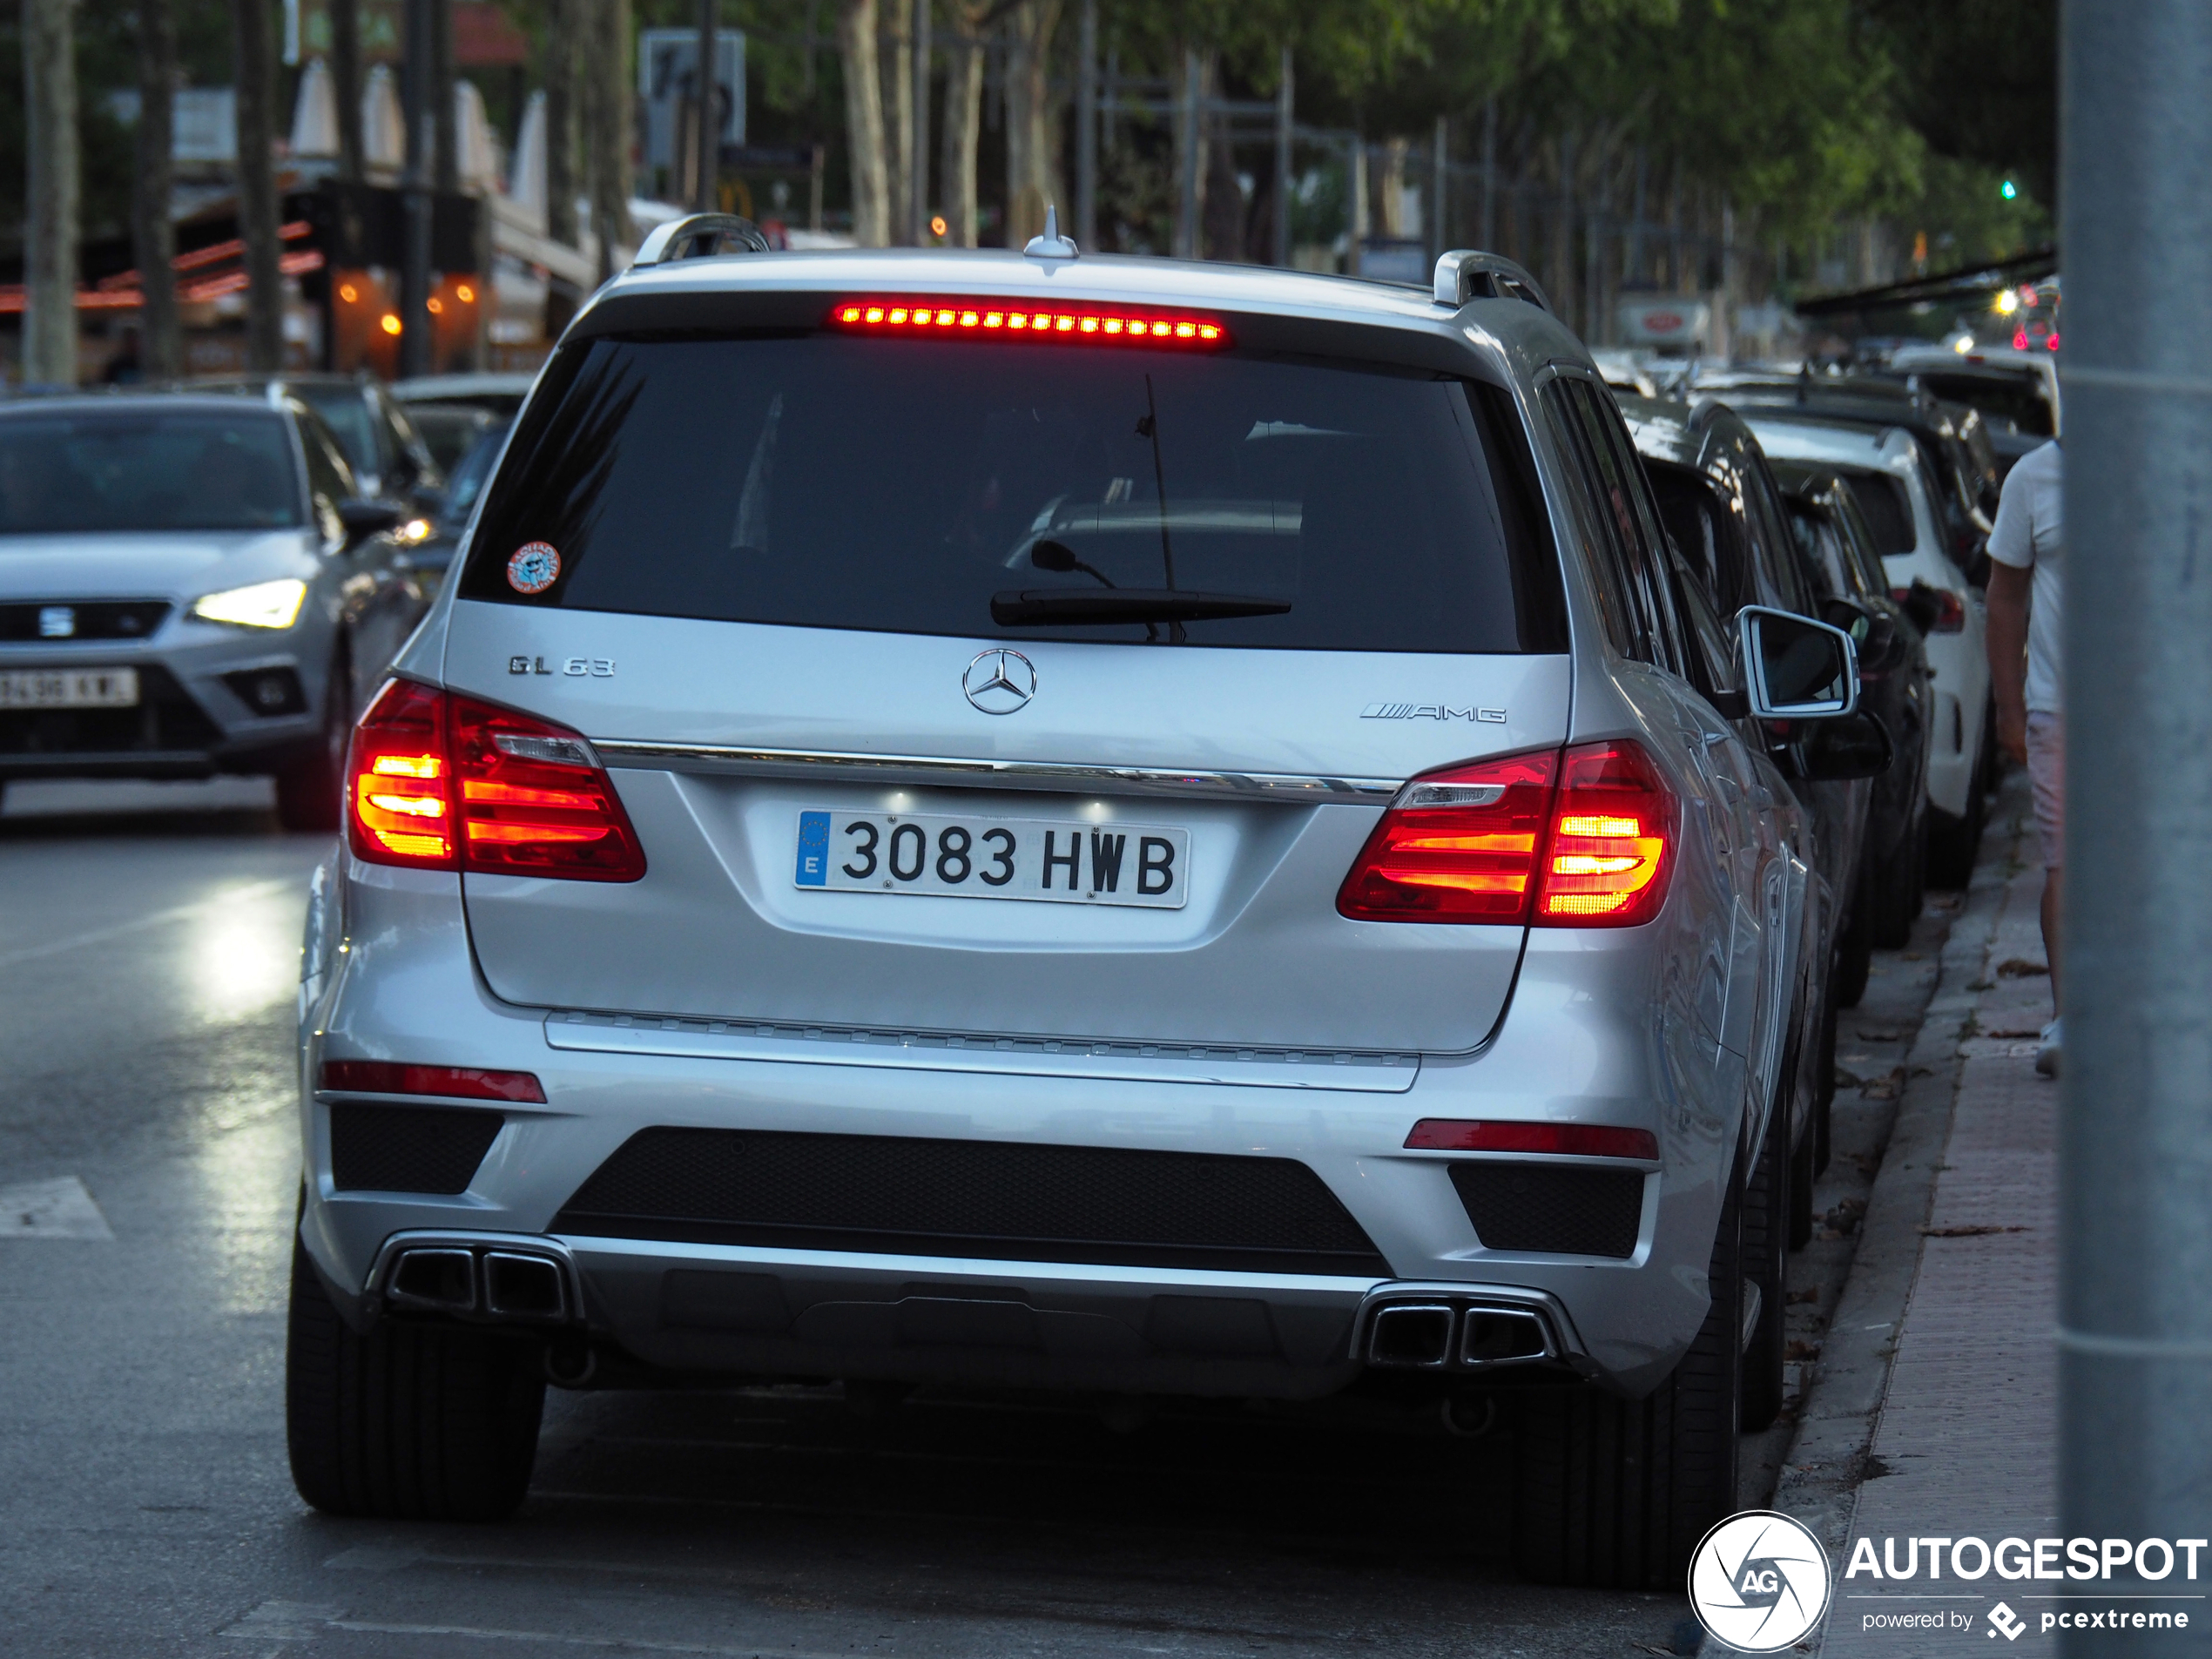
xmin=938 ymin=1 xmax=983 ymax=246
xmin=132 ymin=0 xmax=179 ymax=381
xmin=1203 ymin=99 xmax=1240 ymax=261
xmin=329 ymin=0 xmax=363 ymax=182
xmin=882 ymin=0 xmax=911 ymax=242
xmin=838 ymin=0 xmax=889 ymax=246
xmin=233 ymin=0 xmax=283 ymax=373
xmin=23 ymin=0 xmax=79 ymax=387
xmin=584 ymin=0 xmax=635 ymax=280
xmin=543 ymin=0 xmax=577 ymax=245
xmin=1001 ymin=0 xmax=1059 ymax=246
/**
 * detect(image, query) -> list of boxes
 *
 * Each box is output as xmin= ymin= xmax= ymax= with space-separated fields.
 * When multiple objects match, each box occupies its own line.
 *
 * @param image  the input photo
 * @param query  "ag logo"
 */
xmin=1688 ymin=1510 xmax=1831 ymax=1652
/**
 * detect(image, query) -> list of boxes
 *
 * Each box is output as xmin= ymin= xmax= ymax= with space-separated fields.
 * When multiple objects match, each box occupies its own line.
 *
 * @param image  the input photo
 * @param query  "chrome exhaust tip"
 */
xmin=388 ymin=1247 xmax=476 ymax=1312
xmin=372 ymin=1232 xmax=578 ymax=1327
xmin=1369 ymin=1303 xmax=1457 ymax=1368
xmin=1359 ymin=1289 xmax=1565 ymax=1372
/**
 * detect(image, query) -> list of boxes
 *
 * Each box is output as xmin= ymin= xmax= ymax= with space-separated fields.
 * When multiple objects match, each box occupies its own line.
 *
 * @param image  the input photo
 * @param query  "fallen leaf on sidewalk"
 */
xmin=1856 ymin=1027 xmax=1904 ymax=1042
xmin=1986 ymin=1028 xmax=2042 ymax=1040
xmin=1919 ymin=1224 xmax=2029 ymax=1237
xmin=1996 ymin=957 xmax=2051 ymax=978
xmin=1786 ymin=1339 xmax=1823 ymax=1359
xmin=1786 ymin=1286 xmax=1820 ymax=1305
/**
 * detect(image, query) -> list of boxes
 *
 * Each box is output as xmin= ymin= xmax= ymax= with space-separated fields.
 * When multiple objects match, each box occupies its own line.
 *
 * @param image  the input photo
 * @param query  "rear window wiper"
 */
xmin=989 ymin=589 xmax=1291 ymax=627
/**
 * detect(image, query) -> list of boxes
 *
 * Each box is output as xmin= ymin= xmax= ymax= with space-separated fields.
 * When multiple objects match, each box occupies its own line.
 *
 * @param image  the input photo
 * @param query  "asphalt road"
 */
xmin=0 ymin=779 xmax=1934 ymax=1659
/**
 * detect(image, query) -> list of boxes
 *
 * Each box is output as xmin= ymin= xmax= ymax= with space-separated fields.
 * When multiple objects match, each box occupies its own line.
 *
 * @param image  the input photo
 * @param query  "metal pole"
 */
xmin=2061 ymin=11 xmax=2212 ymax=1643
xmin=1076 ymin=0 xmax=1096 ymax=249
xmin=1431 ymin=114 xmax=1447 ymax=260
xmin=912 ymin=0 xmax=930 ymax=239
xmin=694 ymin=0 xmax=716 ymax=210
xmin=1176 ymin=48 xmax=1200 ymax=260
xmin=1272 ymin=46 xmax=1292 ymax=268
xmin=1480 ymin=96 xmax=1496 ymax=252
xmin=401 ymin=0 xmax=433 ymax=376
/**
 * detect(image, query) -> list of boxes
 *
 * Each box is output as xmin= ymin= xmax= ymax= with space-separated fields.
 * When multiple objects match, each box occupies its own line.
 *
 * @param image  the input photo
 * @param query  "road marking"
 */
xmin=0 ymin=1176 xmax=114 ymax=1240
xmin=219 ymin=1600 xmax=344 ymax=1640
xmin=0 ymin=877 xmax=298 ymax=973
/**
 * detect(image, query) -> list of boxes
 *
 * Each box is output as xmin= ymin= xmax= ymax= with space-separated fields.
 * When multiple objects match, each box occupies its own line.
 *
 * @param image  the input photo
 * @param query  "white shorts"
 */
xmin=2027 ymin=711 xmax=2064 ymax=870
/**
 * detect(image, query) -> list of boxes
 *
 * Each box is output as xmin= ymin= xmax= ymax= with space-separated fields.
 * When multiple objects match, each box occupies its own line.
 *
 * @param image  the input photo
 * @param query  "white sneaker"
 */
xmin=2036 ymin=1017 xmax=2061 ymax=1078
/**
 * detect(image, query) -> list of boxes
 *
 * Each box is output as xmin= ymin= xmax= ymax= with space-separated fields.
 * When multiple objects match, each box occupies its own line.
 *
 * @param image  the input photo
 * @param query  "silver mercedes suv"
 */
xmin=288 ymin=222 xmax=1880 ymax=1588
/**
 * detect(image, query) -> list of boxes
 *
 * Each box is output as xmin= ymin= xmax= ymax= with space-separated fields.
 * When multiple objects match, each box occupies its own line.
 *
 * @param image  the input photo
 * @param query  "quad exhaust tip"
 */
xmin=1366 ymin=1298 xmax=1557 ymax=1370
xmin=384 ymin=1242 xmax=571 ymax=1324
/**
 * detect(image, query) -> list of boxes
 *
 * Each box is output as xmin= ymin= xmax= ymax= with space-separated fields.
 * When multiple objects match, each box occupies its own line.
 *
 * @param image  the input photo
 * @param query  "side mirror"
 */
xmin=336 ymin=497 xmax=403 ymax=548
xmin=1735 ymin=604 xmax=1860 ymax=720
xmin=1788 ymin=709 xmax=1895 ymax=781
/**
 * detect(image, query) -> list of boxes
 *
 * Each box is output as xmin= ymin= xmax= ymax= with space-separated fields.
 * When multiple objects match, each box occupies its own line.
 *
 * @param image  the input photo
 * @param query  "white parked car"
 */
xmin=1737 ymin=412 xmax=1992 ymax=884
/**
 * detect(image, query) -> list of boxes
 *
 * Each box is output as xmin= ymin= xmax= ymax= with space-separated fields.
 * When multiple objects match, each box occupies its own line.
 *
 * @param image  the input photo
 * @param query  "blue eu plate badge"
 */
xmin=795 ymin=812 xmax=831 ymax=886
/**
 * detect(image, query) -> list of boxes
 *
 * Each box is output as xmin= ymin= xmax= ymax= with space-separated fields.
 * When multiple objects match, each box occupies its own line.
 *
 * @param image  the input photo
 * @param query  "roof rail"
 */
xmin=1433 ymin=250 xmax=1551 ymax=313
xmin=632 ymin=213 xmax=773 ymax=268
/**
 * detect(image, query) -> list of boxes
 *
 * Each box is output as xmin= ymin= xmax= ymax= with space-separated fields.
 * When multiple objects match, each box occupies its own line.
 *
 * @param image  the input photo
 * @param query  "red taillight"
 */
xmin=347 ymin=678 xmax=454 ymax=866
xmin=1892 ymin=584 xmax=1966 ymax=632
xmin=831 ymin=298 xmax=1228 ymax=347
xmin=1338 ymin=739 xmax=1676 ymax=927
xmin=1405 ymin=1119 xmax=1659 ymax=1159
xmin=1534 ymin=740 xmax=1674 ymax=926
xmin=320 ymin=1059 xmax=545 ymax=1103
xmin=346 ymin=681 xmax=645 ymax=881
xmin=1335 ymin=750 xmax=1557 ymax=922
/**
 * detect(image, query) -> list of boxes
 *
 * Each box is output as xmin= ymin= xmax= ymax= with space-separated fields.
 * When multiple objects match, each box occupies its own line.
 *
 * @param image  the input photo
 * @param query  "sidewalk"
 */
xmin=1804 ymin=778 xmax=2061 ymax=1656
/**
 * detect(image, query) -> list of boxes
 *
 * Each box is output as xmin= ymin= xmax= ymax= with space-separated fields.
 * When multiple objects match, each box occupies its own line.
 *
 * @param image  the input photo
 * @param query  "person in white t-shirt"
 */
xmin=1986 ymin=438 xmax=2062 ymax=1075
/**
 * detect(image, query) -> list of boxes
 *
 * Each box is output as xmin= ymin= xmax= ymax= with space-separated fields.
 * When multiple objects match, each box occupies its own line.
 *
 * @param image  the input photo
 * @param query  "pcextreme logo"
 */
xmin=1689 ymin=1510 xmax=1833 ymax=1652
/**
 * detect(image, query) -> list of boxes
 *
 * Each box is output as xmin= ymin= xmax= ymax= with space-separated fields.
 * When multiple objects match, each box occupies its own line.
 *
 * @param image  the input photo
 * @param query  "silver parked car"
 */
xmin=289 ymin=230 xmax=1880 ymax=1585
xmin=0 ymin=393 xmax=433 ymax=826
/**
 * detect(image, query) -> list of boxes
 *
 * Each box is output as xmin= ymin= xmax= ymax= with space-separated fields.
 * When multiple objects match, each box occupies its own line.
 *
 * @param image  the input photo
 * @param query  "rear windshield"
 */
xmin=460 ymin=334 xmax=1566 ymax=652
xmin=1913 ymin=372 xmax=2054 ymax=437
xmin=1837 ymin=469 xmax=1917 ymax=557
xmin=0 ymin=408 xmax=301 ymax=534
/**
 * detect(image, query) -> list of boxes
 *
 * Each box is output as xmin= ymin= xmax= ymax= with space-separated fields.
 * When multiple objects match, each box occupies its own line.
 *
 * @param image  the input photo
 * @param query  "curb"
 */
xmin=1772 ymin=786 xmax=2025 ymax=1568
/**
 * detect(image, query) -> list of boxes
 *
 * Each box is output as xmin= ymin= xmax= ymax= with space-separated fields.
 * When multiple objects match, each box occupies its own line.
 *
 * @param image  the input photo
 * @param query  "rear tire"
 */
xmin=1870 ymin=811 xmax=1923 ymax=949
xmin=273 ymin=649 xmax=351 ymax=833
xmin=1511 ymin=1148 xmax=1743 ymax=1588
xmin=1832 ymin=873 xmax=1873 ymax=1010
xmin=286 ymin=1232 xmax=545 ymax=1521
xmin=1740 ymin=1070 xmax=1791 ymax=1432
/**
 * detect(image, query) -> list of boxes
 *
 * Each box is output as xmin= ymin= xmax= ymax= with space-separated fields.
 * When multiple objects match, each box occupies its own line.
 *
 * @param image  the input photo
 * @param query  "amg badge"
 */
xmin=1362 ymin=702 xmax=1507 ymax=723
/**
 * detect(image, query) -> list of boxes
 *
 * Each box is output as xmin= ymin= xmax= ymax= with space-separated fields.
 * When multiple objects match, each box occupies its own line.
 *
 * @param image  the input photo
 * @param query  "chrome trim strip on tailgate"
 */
xmin=543 ymin=1009 xmax=1422 ymax=1093
xmin=592 ymin=740 xmax=1401 ymax=803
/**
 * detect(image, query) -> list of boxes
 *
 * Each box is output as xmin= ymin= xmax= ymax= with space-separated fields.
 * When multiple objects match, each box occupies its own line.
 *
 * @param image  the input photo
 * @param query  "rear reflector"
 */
xmin=346 ymin=680 xmax=646 ymax=881
xmin=831 ymin=298 xmax=1227 ymax=347
xmin=320 ymin=1060 xmax=546 ymax=1103
xmin=1405 ymin=1119 xmax=1659 ymax=1160
xmin=1337 ymin=738 xmax=1676 ymax=927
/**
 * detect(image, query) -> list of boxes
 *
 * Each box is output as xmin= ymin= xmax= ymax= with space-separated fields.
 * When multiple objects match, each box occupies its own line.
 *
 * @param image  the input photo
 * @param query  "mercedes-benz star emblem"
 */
xmin=962 ymin=648 xmax=1036 ymax=715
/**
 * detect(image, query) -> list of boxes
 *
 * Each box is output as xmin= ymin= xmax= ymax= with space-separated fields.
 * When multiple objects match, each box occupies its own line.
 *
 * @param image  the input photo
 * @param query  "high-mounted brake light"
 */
xmin=1405 ymin=1120 xmax=1659 ymax=1160
xmin=832 ymin=299 xmax=1227 ymax=347
xmin=1337 ymin=738 xmax=1675 ymax=928
xmin=320 ymin=1060 xmax=546 ymax=1103
xmin=346 ymin=681 xmax=646 ymax=881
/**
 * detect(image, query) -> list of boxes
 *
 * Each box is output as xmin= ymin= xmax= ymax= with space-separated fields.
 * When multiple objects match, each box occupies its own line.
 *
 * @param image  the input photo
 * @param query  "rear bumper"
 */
xmin=341 ymin=1226 xmax=1589 ymax=1400
xmin=300 ymin=860 xmax=1740 ymax=1402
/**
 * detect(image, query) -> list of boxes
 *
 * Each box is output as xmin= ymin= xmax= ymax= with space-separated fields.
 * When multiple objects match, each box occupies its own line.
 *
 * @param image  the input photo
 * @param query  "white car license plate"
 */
xmin=0 ymin=667 xmax=139 ymax=709
xmin=794 ymin=810 xmax=1190 ymax=909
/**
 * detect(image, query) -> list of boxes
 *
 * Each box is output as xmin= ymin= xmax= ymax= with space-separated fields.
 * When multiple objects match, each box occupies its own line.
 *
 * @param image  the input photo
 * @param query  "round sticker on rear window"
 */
xmin=507 ymin=542 xmax=561 ymax=595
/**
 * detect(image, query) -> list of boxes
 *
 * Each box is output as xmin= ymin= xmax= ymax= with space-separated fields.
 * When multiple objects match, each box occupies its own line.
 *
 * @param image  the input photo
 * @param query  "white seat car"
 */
xmin=287 ymin=226 xmax=1884 ymax=1587
xmin=1737 ymin=412 xmax=1992 ymax=883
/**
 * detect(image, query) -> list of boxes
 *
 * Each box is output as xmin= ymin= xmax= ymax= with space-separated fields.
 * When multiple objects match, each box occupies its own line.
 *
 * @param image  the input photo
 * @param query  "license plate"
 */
xmin=0 ymin=667 xmax=139 ymax=709
xmin=794 ymin=810 xmax=1190 ymax=909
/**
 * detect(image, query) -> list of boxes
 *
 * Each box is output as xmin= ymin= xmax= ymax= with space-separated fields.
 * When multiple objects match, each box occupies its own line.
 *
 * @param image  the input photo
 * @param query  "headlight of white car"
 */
xmin=191 ymin=578 xmax=308 ymax=630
